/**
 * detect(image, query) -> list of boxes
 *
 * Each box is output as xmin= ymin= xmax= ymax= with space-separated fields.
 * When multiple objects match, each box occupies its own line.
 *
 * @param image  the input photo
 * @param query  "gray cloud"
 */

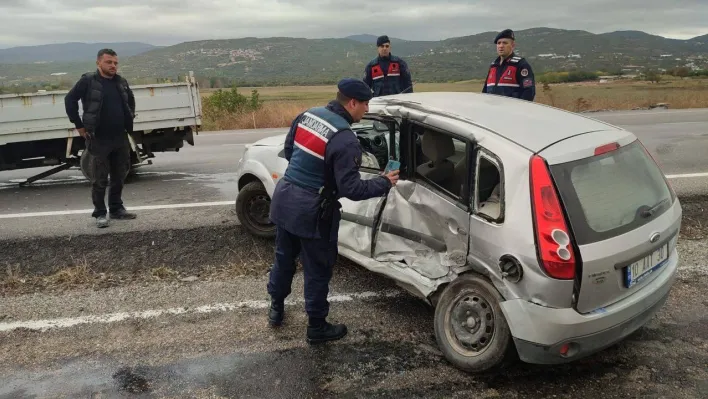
xmin=0 ymin=0 xmax=706 ymax=48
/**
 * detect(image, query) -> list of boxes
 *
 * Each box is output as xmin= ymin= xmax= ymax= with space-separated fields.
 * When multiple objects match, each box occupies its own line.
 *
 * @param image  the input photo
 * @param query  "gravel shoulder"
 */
xmin=0 ymin=195 xmax=705 ymax=398
xmin=0 ymin=266 xmax=706 ymax=398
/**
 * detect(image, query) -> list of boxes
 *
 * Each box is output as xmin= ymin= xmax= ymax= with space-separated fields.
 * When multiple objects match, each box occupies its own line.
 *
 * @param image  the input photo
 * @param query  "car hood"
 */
xmin=248 ymin=134 xmax=286 ymax=148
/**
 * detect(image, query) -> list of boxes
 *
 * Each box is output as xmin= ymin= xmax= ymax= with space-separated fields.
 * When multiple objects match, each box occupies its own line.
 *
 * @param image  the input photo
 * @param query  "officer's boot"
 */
xmin=306 ymin=317 xmax=347 ymax=344
xmin=268 ymin=299 xmax=284 ymax=327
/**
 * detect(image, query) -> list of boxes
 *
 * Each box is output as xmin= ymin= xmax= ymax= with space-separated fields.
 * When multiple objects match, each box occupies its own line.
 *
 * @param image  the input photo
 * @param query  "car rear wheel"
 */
xmin=235 ymin=181 xmax=276 ymax=238
xmin=433 ymin=273 xmax=513 ymax=373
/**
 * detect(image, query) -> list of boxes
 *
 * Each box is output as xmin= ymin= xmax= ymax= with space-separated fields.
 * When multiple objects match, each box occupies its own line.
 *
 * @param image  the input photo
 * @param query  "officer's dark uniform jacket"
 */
xmin=269 ymin=101 xmax=392 ymax=242
xmin=364 ymin=55 xmax=413 ymax=97
xmin=65 ymin=70 xmax=136 ymax=137
xmin=482 ymin=53 xmax=536 ymax=101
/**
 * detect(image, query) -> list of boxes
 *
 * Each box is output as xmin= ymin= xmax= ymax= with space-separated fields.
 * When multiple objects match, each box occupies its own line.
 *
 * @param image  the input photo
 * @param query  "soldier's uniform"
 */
xmin=363 ymin=35 xmax=413 ymax=97
xmin=267 ymin=78 xmax=393 ymax=344
xmin=482 ymin=29 xmax=536 ymax=101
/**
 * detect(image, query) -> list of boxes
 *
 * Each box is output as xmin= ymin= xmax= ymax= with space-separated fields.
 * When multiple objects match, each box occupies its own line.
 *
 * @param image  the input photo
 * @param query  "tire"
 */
xmin=433 ymin=273 xmax=514 ymax=373
xmin=235 ymin=181 xmax=276 ymax=239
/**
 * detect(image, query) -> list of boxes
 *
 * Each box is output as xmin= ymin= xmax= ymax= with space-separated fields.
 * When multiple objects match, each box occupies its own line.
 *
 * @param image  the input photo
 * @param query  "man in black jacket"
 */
xmin=65 ymin=48 xmax=137 ymax=228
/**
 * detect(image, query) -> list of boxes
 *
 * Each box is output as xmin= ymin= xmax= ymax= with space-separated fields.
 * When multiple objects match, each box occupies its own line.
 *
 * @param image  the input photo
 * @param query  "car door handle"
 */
xmin=447 ymin=219 xmax=465 ymax=235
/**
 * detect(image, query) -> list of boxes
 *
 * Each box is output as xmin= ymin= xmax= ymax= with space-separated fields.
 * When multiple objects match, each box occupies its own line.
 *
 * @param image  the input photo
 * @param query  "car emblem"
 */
xmin=649 ymin=232 xmax=660 ymax=243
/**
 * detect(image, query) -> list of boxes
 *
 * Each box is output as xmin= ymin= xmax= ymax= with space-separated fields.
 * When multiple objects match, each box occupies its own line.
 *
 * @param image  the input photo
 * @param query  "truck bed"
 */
xmin=0 ymin=72 xmax=202 ymax=146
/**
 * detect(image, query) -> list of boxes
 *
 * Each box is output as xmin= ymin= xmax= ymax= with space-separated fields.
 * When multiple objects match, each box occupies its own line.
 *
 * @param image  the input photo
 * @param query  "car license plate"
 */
xmin=625 ymin=243 xmax=669 ymax=288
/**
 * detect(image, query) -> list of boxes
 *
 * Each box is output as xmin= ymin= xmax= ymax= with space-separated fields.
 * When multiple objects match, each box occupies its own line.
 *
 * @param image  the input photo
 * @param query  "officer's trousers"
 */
xmin=267 ymin=225 xmax=339 ymax=320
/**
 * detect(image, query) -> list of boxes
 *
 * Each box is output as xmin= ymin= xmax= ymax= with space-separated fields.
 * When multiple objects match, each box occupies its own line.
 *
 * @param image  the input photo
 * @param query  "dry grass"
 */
xmin=200 ymin=78 xmax=708 ymax=131
xmin=536 ymin=78 xmax=708 ymax=112
xmin=203 ymin=100 xmax=321 ymax=130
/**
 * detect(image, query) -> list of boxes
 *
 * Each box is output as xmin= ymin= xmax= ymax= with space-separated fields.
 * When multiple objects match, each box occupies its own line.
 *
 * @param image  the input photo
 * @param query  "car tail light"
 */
xmin=594 ymin=142 xmax=619 ymax=156
xmin=530 ymin=155 xmax=576 ymax=279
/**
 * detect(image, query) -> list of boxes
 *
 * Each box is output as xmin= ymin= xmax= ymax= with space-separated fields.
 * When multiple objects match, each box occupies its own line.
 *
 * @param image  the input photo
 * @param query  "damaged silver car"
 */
xmin=234 ymin=92 xmax=682 ymax=373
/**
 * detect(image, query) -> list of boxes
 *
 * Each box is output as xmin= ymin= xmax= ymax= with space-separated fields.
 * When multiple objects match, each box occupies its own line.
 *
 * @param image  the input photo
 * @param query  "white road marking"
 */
xmin=0 ymin=201 xmax=233 ymax=219
xmin=0 ymin=170 xmax=237 ymax=190
xmin=0 ymin=290 xmax=402 ymax=333
xmin=665 ymin=172 xmax=708 ymax=179
xmin=0 ymin=171 xmax=706 ymax=219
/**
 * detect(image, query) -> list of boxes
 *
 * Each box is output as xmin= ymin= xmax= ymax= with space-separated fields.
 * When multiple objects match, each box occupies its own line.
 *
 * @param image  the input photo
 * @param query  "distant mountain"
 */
xmin=343 ymin=34 xmax=425 ymax=45
xmin=1 ymin=28 xmax=706 ymax=87
xmin=689 ymin=34 xmax=708 ymax=45
xmin=0 ymin=42 xmax=159 ymax=64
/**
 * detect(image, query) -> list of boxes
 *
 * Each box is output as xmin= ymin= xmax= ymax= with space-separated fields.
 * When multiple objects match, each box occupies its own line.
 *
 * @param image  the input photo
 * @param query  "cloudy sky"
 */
xmin=0 ymin=0 xmax=706 ymax=48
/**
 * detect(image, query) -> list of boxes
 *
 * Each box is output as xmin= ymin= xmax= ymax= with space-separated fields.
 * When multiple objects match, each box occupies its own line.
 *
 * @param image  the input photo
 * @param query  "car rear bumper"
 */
xmin=500 ymin=249 xmax=678 ymax=364
xmin=511 ymin=289 xmax=670 ymax=364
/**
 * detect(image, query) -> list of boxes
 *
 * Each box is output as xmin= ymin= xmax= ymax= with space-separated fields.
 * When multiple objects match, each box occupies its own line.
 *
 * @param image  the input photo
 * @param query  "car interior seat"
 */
xmin=477 ymin=160 xmax=501 ymax=219
xmin=416 ymin=129 xmax=455 ymax=188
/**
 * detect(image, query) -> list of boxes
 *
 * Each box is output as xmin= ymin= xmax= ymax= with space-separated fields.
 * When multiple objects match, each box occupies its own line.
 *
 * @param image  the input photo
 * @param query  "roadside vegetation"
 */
xmin=3 ymin=67 xmax=706 ymax=130
xmin=200 ymin=74 xmax=708 ymax=130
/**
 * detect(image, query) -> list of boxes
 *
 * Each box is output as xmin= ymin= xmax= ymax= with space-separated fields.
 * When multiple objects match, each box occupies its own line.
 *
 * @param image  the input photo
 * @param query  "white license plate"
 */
xmin=625 ymin=243 xmax=669 ymax=288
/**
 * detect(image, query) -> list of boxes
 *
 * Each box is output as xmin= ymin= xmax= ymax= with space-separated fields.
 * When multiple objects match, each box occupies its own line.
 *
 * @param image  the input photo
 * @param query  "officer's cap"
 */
xmin=337 ymin=78 xmax=373 ymax=102
xmin=494 ymin=29 xmax=515 ymax=44
xmin=377 ymin=35 xmax=390 ymax=47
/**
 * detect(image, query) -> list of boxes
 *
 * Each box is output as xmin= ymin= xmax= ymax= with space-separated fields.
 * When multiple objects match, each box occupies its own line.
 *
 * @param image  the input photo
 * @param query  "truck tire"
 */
xmin=433 ymin=273 xmax=514 ymax=373
xmin=235 ymin=181 xmax=276 ymax=239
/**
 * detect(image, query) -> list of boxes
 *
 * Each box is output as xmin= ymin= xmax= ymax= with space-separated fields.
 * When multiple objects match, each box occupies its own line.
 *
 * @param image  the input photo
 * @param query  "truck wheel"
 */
xmin=235 ymin=181 xmax=276 ymax=239
xmin=433 ymin=273 xmax=513 ymax=373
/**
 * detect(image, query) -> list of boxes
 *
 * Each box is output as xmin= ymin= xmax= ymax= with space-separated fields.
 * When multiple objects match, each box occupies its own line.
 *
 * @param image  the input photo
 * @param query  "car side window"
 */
xmin=353 ymin=119 xmax=400 ymax=171
xmin=411 ymin=123 xmax=471 ymax=206
xmin=474 ymin=148 xmax=504 ymax=223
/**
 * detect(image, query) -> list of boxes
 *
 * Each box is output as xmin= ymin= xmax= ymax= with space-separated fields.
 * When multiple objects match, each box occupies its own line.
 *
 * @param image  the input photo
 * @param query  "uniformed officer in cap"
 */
xmin=482 ymin=29 xmax=536 ymax=101
xmin=266 ymin=77 xmax=400 ymax=344
xmin=363 ymin=35 xmax=414 ymax=97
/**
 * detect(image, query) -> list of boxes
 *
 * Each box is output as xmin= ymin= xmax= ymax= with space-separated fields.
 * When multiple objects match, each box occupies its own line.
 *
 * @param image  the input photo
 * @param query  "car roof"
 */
xmin=367 ymin=92 xmax=625 ymax=152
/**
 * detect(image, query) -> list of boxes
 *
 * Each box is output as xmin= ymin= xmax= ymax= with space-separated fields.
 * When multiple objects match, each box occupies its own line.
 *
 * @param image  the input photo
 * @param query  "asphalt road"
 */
xmin=0 ymin=108 xmax=707 ymax=398
xmin=1 ymin=239 xmax=707 ymax=398
xmin=0 ymin=108 xmax=707 ymax=240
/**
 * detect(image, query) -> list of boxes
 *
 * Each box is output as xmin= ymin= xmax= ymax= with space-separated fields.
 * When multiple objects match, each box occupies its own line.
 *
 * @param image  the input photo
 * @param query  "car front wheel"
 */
xmin=433 ymin=273 xmax=514 ymax=373
xmin=235 ymin=180 xmax=276 ymax=238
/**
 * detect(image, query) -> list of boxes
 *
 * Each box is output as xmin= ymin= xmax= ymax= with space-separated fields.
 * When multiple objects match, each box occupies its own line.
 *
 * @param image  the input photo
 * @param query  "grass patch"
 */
xmin=200 ymin=78 xmax=708 ymax=131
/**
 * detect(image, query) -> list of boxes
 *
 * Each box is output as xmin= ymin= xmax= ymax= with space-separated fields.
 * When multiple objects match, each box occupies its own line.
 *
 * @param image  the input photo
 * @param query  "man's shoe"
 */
xmin=306 ymin=321 xmax=348 ymax=344
xmin=96 ymin=216 xmax=109 ymax=228
xmin=110 ymin=209 xmax=137 ymax=220
xmin=268 ymin=300 xmax=284 ymax=327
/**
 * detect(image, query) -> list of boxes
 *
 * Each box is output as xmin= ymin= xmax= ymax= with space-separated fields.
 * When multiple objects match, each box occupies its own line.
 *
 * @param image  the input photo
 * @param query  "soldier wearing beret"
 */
xmin=482 ymin=29 xmax=536 ymax=101
xmin=266 ymin=78 xmax=400 ymax=344
xmin=364 ymin=35 xmax=414 ymax=97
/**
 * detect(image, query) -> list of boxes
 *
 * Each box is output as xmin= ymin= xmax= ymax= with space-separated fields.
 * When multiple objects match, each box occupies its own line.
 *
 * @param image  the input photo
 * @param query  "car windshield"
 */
xmin=549 ymin=139 xmax=674 ymax=245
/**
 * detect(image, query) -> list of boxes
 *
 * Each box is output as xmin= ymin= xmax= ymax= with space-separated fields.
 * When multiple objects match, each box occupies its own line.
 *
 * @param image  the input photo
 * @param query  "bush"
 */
xmin=538 ymin=71 xmax=600 ymax=84
xmin=205 ymin=86 xmax=264 ymax=114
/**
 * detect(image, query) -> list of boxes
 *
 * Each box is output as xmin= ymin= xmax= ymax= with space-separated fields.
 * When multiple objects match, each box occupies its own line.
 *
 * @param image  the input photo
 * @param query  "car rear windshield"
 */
xmin=548 ymin=139 xmax=674 ymax=245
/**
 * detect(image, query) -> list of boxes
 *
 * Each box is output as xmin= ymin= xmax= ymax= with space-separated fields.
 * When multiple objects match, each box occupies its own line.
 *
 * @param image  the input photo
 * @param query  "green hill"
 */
xmin=1 ymin=28 xmax=706 ymax=88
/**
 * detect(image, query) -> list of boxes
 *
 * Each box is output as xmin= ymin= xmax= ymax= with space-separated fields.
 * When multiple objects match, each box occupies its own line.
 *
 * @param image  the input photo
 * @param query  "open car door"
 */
xmin=337 ymin=114 xmax=401 ymax=258
xmin=371 ymin=118 xmax=474 ymax=287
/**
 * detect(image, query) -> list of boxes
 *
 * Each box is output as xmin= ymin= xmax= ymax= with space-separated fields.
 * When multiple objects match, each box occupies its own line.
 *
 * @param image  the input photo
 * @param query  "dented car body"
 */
xmin=234 ymin=92 xmax=682 ymax=373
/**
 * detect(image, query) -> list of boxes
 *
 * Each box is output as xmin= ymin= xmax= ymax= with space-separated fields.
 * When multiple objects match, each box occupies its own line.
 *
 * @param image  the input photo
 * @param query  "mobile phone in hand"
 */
xmin=384 ymin=159 xmax=401 ymax=174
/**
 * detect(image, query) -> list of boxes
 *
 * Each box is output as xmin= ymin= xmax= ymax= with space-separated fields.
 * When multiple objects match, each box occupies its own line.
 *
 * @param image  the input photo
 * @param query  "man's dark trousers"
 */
xmin=85 ymin=136 xmax=131 ymax=218
xmin=267 ymin=225 xmax=339 ymax=321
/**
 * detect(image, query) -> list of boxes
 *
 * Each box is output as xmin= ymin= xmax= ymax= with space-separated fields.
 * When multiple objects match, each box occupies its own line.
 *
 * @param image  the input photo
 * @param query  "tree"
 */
xmin=645 ymin=69 xmax=661 ymax=83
